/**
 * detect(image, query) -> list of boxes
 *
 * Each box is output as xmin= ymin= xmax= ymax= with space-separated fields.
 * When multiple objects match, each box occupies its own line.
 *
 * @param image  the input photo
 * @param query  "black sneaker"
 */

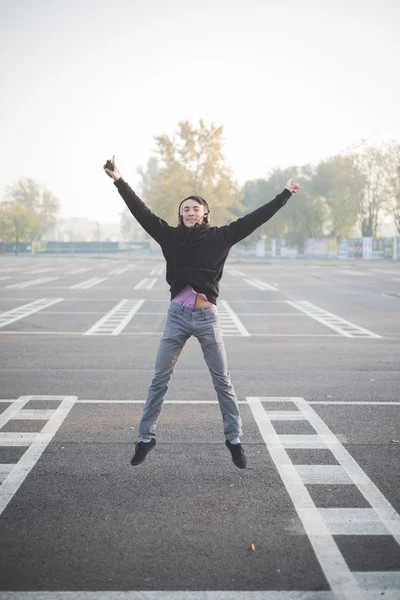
xmin=225 ymin=440 xmax=247 ymax=469
xmin=130 ymin=439 xmax=156 ymax=466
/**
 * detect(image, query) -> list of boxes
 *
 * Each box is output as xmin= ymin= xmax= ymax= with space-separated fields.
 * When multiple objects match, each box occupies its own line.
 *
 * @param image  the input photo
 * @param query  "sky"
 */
xmin=0 ymin=0 xmax=399 ymax=224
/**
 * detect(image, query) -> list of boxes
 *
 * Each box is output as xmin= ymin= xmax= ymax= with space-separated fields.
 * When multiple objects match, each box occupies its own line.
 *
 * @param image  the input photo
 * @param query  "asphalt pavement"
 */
xmin=0 ymin=255 xmax=399 ymax=600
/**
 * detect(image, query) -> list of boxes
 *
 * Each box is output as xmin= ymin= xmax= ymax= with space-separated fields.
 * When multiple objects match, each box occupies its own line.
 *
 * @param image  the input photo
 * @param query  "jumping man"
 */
xmin=104 ymin=156 xmax=299 ymax=468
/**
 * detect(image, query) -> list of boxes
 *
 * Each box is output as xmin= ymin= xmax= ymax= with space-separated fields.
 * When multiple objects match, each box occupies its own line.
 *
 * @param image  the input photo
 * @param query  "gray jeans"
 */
xmin=138 ymin=301 xmax=243 ymax=442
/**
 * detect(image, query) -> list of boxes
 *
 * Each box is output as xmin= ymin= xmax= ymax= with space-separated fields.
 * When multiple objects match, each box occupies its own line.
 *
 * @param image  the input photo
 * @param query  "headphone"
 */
xmin=178 ymin=196 xmax=211 ymax=225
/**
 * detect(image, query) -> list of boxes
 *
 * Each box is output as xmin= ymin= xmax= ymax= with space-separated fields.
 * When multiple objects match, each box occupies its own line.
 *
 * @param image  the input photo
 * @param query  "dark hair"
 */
xmin=181 ymin=195 xmax=208 ymax=210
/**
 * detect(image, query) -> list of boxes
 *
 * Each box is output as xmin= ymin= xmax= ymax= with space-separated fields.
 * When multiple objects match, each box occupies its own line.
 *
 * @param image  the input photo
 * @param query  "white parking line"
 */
xmin=0 ymin=298 xmax=63 ymax=327
xmin=70 ymin=277 xmax=108 ymax=289
xmin=225 ymin=268 xmax=246 ymax=276
xmin=84 ymin=299 xmax=145 ymax=335
xmin=218 ymin=300 xmax=250 ymax=336
xmin=0 ymin=395 xmax=77 ymax=516
xmin=286 ymin=300 xmax=381 ymax=338
xmin=149 ymin=265 xmax=164 ymax=276
xmin=248 ymin=396 xmax=400 ymax=599
xmin=0 ymin=591 xmax=338 ymax=599
xmin=338 ymin=269 xmax=370 ymax=276
xmin=108 ymin=266 xmax=134 ymax=275
xmin=6 ymin=277 xmax=59 ymax=289
xmin=134 ymin=277 xmax=158 ymax=289
xmin=66 ymin=267 xmax=93 ymax=275
xmin=372 ymin=269 xmax=400 ymax=275
xmin=30 ymin=268 xmax=57 ymax=274
xmin=244 ymin=278 xmax=279 ymax=291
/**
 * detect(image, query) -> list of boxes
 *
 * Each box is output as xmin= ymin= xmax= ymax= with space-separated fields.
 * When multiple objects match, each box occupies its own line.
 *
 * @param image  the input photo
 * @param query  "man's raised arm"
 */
xmin=104 ymin=155 xmax=173 ymax=245
xmin=220 ymin=178 xmax=300 ymax=247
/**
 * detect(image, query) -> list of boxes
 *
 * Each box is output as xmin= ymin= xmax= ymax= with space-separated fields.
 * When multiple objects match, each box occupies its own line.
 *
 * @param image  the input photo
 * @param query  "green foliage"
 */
xmin=0 ymin=204 xmax=41 ymax=253
xmin=3 ymin=177 xmax=60 ymax=239
xmin=138 ymin=120 xmax=243 ymax=225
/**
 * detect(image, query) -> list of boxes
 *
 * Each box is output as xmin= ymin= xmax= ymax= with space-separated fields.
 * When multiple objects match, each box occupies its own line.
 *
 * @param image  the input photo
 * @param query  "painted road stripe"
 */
xmin=248 ymin=397 xmax=362 ymax=599
xmin=6 ymin=277 xmax=59 ymax=289
xmin=316 ymin=508 xmax=393 ymax=536
xmin=149 ymin=265 xmax=164 ymax=276
xmin=244 ymin=278 xmax=279 ymax=291
xmin=84 ymin=299 xmax=145 ymax=335
xmin=248 ymin=396 xmax=400 ymax=597
xmin=0 ymin=298 xmax=63 ymax=328
xmin=30 ymin=267 xmax=57 ymax=274
xmin=286 ymin=300 xmax=381 ymax=338
xmin=0 ymin=591 xmax=338 ymax=599
xmin=0 ymin=396 xmax=32 ymax=427
xmin=108 ymin=266 xmax=134 ymax=275
xmin=294 ymin=464 xmax=354 ymax=484
xmin=225 ymin=268 xmax=246 ymax=276
xmin=0 ymin=464 xmax=14 ymax=484
xmin=0 ymin=395 xmax=77 ymax=517
xmin=70 ymin=277 xmax=108 ymax=289
xmin=294 ymin=396 xmax=400 ymax=544
xmin=372 ymin=269 xmax=400 ymax=275
xmin=66 ymin=267 xmax=92 ymax=275
xmin=1 ymin=399 xmax=400 ymax=407
xmin=134 ymin=277 xmax=158 ymax=290
xmin=12 ymin=409 xmax=57 ymax=420
xmin=0 ymin=432 xmax=39 ymax=446
xmin=219 ymin=300 xmax=250 ymax=336
xmin=338 ymin=269 xmax=370 ymax=276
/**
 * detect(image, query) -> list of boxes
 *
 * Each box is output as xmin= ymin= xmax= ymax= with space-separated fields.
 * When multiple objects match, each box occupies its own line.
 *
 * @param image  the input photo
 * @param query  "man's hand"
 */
xmin=285 ymin=178 xmax=300 ymax=194
xmin=103 ymin=155 xmax=121 ymax=182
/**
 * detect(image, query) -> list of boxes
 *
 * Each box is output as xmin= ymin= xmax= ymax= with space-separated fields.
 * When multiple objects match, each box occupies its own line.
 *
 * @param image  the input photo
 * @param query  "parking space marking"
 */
xmin=6 ymin=277 xmax=59 ymax=289
xmin=149 ymin=265 xmax=164 ymax=276
xmin=0 ymin=591 xmax=338 ymax=599
xmin=84 ymin=299 xmax=145 ymax=335
xmin=0 ymin=395 xmax=77 ymax=517
xmin=0 ymin=298 xmax=63 ymax=328
xmin=225 ymin=268 xmax=246 ymax=276
xmin=286 ymin=301 xmax=381 ymax=338
xmin=30 ymin=267 xmax=57 ymax=274
xmin=338 ymin=269 xmax=370 ymax=277
xmin=248 ymin=396 xmax=400 ymax=599
xmin=244 ymin=278 xmax=279 ymax=291
xmin=134 ymin=278 xmax=158 ymax=289
xmin=1 ymin=397 xmax=398 ymax=598
xmin=218 ymin=300 xmax=250 ymax=336
xmin=108 ymin=266 xmax=135 ymax=275
xmin=66 ymin=267 xmax=93 ymax=275
xmin=70 ymin=277 xmax=108 ymax=289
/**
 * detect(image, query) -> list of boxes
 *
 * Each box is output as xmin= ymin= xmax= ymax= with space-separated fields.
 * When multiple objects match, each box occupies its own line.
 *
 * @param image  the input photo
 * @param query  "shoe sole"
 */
xmin=232 ymin=460 xmax=247 ymax=469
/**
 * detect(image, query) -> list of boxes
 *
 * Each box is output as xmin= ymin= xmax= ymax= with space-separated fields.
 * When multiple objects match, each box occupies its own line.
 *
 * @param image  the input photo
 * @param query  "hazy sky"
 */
xmin=1 ymin=0 xmax=399 ymax=223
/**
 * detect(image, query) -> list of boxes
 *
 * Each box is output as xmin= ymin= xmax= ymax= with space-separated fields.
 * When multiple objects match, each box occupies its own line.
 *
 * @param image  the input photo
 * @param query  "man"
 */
xmin=104 ymin=155 xmax=299 ymax=468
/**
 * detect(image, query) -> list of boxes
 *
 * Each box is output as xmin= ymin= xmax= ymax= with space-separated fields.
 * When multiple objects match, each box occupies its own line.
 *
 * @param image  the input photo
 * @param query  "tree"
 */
xmin=4 ymin=177 xmax=60 ymax=239
xmin=311 ymin=155 xmax=363 ymax=242
xmin=139 ymin=120 xmax=243 ymax=225
xmin=346 ymin=139 xmax=395 ymax=237
xmin=387 ymin=144 xmax=400 ymax=235
xmin=120 ymin=157 xmax=159 ymax=242
xmin=242 ymin=165 xmax=326 ymax=247
xmin=0 ymin=204 xmax=40 ymax=254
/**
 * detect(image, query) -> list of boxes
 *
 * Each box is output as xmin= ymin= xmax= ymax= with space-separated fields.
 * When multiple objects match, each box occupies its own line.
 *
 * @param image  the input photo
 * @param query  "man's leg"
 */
xmin=138 ymin=306 xmax=190 ymax=441
xmin=195 ymin=308 xmax=243 ymax=443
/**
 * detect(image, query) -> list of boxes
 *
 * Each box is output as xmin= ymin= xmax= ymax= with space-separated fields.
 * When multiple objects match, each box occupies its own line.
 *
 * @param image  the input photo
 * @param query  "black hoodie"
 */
xmin=114 ymin=178 xmax=292 ymax=305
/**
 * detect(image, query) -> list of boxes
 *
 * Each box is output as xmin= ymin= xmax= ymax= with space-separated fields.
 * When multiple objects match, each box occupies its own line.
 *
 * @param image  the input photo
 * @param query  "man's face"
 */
xmin=182 ymin=199 xmax=205 ymax=228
